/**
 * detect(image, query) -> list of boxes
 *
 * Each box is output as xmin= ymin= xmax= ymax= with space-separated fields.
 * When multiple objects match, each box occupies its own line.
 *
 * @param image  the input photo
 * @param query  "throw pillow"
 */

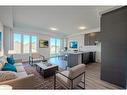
xmin=0 ymin=63 xmax=3 ymax=70
xmin=2 ymin=63 xmax=17 ymax=72
xmin=0 ymin=71 xmax=17 ymax=82
xmin=7 ymin=56 xmax=15 ymax=65
xmin=0 ymin=56 xmax=7 ymax=66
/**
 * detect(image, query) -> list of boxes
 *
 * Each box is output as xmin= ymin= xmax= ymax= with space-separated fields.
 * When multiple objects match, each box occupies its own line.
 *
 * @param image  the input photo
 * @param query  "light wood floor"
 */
xmin=29 ymin=57 xmax=122 ymax=89
xmin=48 ymin=57 xmax=122 ymax=89
xmin=79 ymin=63 xmax=122 ymax=89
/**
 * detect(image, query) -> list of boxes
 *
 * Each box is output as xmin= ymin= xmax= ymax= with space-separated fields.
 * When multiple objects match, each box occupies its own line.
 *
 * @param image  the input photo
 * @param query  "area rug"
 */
xmin=24 ymin=64 xmax=64 ymax=89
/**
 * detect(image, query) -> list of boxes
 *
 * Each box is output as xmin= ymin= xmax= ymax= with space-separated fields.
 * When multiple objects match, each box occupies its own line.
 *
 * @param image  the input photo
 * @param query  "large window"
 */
xmin=50 ymin=38 xmax=61 ymax=57
xmin=31 ymin=36 xmax=37 ymax=53
xmin=13 ymin=33 xmax=21 ymax=54
xmin=13 ymin=32 xmax=37 ymax=54
xmin=23 ymin=35 xmax=30 ymax=53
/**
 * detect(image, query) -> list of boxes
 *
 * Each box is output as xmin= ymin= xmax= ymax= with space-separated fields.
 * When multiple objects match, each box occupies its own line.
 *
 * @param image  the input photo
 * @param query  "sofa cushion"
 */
xmin=7 ymin=56 xmax=15 ymax=65
xmin=16 ymin=65 xmax=25 ymax=72
xmin=56 ymin=71 xmax=70 ymax=87
xmin=0 ymin=71 xmax=17 ymax=82
xmin=14 ymin=63 xmax=22 ymax=66
xmin=2 ymin=63 xmax=17 ymax=72
xmin=16 ymin=72 xmax=27 ymax=78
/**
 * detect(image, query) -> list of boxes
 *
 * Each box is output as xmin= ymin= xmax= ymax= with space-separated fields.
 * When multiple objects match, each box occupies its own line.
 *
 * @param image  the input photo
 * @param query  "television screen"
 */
xmin=70 ymin=41 xmax=78 ymax=48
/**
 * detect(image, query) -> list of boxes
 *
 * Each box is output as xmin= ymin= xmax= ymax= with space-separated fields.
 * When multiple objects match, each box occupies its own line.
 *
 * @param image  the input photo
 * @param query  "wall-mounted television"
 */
xmin=70 ymin=41 xmax=78 ymax=48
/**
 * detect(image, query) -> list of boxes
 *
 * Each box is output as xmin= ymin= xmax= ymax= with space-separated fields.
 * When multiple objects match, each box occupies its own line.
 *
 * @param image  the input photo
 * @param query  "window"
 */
xmin=23 ymin=35 xmax=30 ymax=53
xmin=13 ymin=32 xmax=37 ymax=54
xmin=13 ymin=33 xmax=21 ymax=54
xmin=31 ymin=36 xmax=37 ymax=53
xmin=50 ymin=38 xmax=61 ymax=57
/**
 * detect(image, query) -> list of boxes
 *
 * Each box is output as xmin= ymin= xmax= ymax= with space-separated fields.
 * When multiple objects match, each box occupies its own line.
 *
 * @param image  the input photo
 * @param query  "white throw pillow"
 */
xmin=0 ymin=71 xmax=18 ymax=82
xmin=0 ymin=56 xmax=7 ymax=68
xmin=0 ymin=63 xmax=3 ymax=70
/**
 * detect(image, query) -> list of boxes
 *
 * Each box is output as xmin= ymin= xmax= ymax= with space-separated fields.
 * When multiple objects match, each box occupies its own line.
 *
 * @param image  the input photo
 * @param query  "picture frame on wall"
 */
xmin=39 ymin=40 xmax=49 ymax=48
xmin=70 ymin=41 xmax=78 ymax=48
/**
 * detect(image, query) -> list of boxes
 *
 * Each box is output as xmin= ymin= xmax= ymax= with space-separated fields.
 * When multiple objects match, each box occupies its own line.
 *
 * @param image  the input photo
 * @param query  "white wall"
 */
xmin=3 ymin=26 xmax=11 ymax=55
xmin=0 ymin=7 xmax=13 ymax=28
xmin=0 ymin=22 xmax=3 ymax=32
xmin=67 ymin=31 xmax=101 ymax=63
xmin=2 ymin=27 xmax=65 ymax=61
xmin=38 ymin=34 xmax=50 ymax=58
xmin=67 ymin=34 xmax=84 ymax=50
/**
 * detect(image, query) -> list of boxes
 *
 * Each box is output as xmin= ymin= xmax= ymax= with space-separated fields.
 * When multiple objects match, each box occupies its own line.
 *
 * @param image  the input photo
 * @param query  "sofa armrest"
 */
xmin=0 ymin=74 xmax=37 ymax=89
xmin=15 ymin=59 xmax=22 ymax=63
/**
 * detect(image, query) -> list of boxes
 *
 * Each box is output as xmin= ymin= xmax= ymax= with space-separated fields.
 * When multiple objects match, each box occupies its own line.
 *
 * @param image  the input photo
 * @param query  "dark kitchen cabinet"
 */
xmin=84 ymin=32 xmax=100 ymax=45
xmin=82 ymin=52 xmax=96 ymax=64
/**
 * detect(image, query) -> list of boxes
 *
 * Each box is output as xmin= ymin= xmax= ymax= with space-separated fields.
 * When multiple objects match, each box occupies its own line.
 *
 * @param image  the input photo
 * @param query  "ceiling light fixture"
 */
xmin=50 ymin=27 xmax=58 ymax=31
xmin=78 ymin=26 xmax=86 ymax=30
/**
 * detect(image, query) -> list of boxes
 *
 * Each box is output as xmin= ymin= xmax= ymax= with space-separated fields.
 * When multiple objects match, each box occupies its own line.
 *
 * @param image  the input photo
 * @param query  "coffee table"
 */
xmin=35 ymin=62 xmax=58 ymax=78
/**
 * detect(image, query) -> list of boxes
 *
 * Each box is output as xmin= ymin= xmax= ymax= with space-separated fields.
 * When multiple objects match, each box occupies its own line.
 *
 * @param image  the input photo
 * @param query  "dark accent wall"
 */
xmin=101 ymin=6 xmax=127 ymax=89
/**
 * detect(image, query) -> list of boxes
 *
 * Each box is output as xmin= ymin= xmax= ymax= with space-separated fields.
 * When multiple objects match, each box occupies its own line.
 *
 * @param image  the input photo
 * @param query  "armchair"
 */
xmin=54 ymin=64 xmax=85 ymax=89
xmin=29 ymin=53 xmax=47 ymax=66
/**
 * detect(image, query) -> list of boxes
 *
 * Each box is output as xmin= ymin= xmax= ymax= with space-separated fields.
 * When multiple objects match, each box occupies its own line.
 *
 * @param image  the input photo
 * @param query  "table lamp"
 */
xmin=0 ymin=51 xmax=3 ymax=56
xmin=8 ymin=50 xmax=15 ymax=57
xmin=0 ymin=85 xmax=12 ymax=90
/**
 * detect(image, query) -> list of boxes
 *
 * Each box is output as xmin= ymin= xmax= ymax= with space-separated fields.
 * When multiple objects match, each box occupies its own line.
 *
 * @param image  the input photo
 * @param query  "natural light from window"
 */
xmin=23 ymin=35 xmax=30 ymax=53
xmin=13 ymin=33 xmax=21 ymax=54
xmin=50 ymin=38 xmax=61 ymax=57
xmin=13 ymin=32 xmax=37 ymax=54
xmin=32 ymin=36 xmax=37 ymax=53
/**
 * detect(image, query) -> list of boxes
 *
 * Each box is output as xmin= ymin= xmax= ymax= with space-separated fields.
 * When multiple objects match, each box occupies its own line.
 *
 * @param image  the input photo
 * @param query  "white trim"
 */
xmin=12 ymin=32 xmax=38 ymax=54
xmin=99 ymin=6 xmax=123 ymax=15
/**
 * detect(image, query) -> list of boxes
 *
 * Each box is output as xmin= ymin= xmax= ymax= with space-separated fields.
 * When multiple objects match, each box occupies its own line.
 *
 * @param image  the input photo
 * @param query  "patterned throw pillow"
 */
xmin=0 ymin=56 xmax=7 ymax=65
xmin=0 ymin=71 xmax=17 ymax=82
xmin=0 ymin=63 xmax=3 ymax=70
xmin=0 ymin=56 xmax=7 ymax=70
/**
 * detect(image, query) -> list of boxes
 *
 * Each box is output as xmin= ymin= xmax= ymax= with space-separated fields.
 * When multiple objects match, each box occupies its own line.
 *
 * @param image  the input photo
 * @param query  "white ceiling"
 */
xmin=0 ymin=6 xmax=118 ymax=36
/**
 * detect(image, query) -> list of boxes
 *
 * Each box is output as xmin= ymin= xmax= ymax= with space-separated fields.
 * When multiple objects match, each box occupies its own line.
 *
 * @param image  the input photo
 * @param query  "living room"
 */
xmin=0 ymin=6 xmax=127 ymax=91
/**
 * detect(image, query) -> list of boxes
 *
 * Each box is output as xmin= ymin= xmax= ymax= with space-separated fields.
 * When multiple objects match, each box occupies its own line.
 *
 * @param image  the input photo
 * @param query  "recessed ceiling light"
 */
xmin=78 ymin=26 xmax=86 ymax=30
xmin=50 ymin=27 xmax=58 ymax=31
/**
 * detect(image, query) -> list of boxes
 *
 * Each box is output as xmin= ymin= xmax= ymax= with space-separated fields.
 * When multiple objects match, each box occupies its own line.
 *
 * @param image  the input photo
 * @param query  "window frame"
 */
xmin=12 ymin=32 xmax=38 ymax=54
xmin=31 ymin=35 xmax=37 ymax=53
xmin=50 ymin=38 xmax=61 ymax=57
xmin=13 ymin=32 xmax=22 ymax=54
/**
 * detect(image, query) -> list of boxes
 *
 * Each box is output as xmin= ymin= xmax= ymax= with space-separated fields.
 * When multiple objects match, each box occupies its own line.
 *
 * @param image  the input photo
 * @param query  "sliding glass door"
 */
xmin=50 ymin=38 xmax=61 ymax=57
